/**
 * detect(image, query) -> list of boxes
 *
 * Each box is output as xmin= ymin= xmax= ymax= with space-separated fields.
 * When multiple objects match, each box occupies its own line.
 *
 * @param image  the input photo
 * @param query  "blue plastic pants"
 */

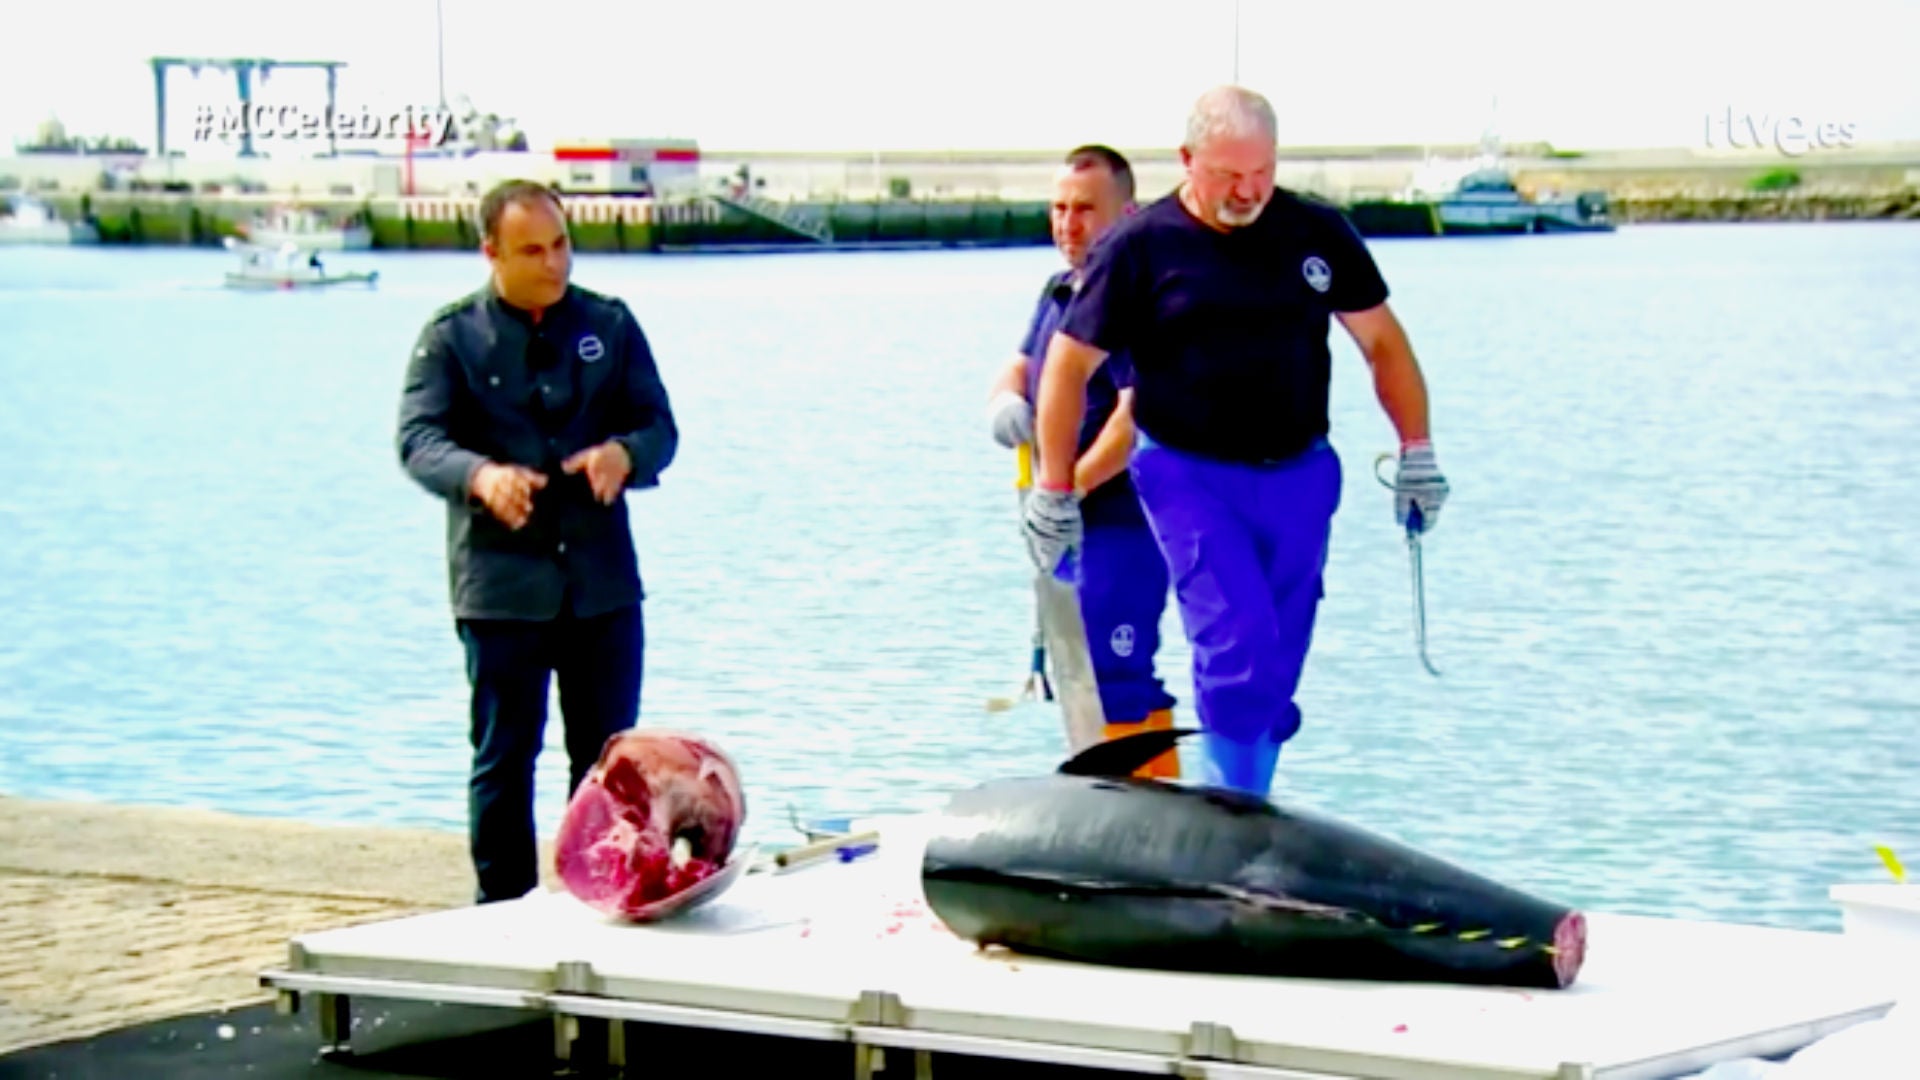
xmin=1128 ymin=435 xmax=1341 ymax=794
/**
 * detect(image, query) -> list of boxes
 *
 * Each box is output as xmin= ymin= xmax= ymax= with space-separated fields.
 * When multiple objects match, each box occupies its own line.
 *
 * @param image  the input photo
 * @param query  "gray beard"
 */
xmin=1217 ymin=197 xmax=1268 ymax=226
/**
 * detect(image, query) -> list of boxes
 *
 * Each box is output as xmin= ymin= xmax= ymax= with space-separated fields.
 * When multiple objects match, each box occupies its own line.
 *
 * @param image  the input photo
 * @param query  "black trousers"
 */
xmin=456 ymin=602 xmax=643 ymax=903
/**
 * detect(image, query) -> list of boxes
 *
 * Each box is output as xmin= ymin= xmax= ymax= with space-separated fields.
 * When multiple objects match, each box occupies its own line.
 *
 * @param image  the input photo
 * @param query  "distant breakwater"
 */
xmin=44 ymin=193 xmax=1052 ymax=253
xmin=33 ymin=189 xmax=1919 ymax=253
xmin=15 ymin=192 xmax=1450 ymax=247
xmin=1607 ymin=189 xmax=1920 ymax=223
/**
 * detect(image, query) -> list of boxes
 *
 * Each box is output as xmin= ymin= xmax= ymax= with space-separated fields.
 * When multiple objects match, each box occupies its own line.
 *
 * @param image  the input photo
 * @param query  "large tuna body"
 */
xmin=555 ymin=730 xmax=747 ymax=921
xmin=921 ymin=735 xmax=1585 ymax=989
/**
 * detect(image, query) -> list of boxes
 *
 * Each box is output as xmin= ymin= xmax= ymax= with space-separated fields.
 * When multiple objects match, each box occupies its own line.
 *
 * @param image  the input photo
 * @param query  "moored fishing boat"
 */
xmin=1435 ymin=167 xmax=1615 ymax=235
xmin=222 ymin=237 xmax=378 ymax=291
xmin=0 ymin=195 xmax=98 ymax=246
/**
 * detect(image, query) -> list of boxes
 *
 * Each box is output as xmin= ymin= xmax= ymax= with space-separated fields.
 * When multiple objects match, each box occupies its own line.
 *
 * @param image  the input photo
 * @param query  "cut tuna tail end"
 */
xmin=1551 ymin=911 xmax=1588 ymax=988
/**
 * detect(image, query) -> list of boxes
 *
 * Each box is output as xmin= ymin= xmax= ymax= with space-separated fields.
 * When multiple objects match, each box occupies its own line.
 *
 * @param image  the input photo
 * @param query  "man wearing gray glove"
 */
xmin=1021 ymin=485 xmax=1082 ymax=575
xmin=995 ymin=145 xmax=1181 ymax=778
xmin=1393 ymin=439 xmax=1449 ymax=531
xmin=1028 ymin=86 xmax=1448 ymax=796
xmin=988 ymin=389 xmax=1034 ymax=449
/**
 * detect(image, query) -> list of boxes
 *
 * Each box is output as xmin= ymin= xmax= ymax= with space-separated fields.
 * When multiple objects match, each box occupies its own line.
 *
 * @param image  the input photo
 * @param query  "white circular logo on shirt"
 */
xmin=1302 ymin=256 xmax=1332 ymax=293
xmin=1110 ymin=624 xmax=1135 ymax=658
xmin=578 ymin=334 xmax=605 ymax=363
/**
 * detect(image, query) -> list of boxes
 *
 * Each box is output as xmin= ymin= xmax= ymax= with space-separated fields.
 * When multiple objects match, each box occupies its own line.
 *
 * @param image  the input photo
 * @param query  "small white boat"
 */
xmin=0 ymin=195 xmax=99 ymax=246
xmin=240 ymin=205 xmax=372 ymax=251
xmin=222 ymin=237 xmax=378 ymax=291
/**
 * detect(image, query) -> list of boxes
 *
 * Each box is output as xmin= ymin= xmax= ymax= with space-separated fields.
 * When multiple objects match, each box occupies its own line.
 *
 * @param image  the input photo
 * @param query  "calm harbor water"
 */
xmin=1 ymin=222 xmax=1915 ymax=933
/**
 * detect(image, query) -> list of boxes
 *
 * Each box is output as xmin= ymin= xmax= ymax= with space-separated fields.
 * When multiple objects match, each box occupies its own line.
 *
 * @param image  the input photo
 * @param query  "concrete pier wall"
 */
xmin=39 ymin=186 xmax=1920 ymax=255
xmin=8 ymin=144 xmax=1917 ymax=205
xmin=0 ymin=148 xmax=1399 ymax=204
xmin=15 ymin=140 xmax=1918 ymax=254
xmin=41 ymin=191 xmax=1063 ymax=251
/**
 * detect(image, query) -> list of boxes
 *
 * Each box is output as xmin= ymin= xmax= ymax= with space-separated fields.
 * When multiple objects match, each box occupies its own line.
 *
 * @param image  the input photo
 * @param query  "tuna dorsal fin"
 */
xmin=1058 ymin=728 xmax=1201 ymax=778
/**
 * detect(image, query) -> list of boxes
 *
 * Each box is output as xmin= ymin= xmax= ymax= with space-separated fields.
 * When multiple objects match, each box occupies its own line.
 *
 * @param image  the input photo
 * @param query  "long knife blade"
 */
xmin=1036 ymin=556 xmax=1106 ymax=751
xmin=1018 ymin=443 xmax=1105 ymax=751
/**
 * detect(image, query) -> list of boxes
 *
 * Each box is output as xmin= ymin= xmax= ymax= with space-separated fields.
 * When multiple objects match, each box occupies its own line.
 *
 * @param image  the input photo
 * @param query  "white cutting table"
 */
xmin=260 ymin=816 xmax=1899 ymax=1079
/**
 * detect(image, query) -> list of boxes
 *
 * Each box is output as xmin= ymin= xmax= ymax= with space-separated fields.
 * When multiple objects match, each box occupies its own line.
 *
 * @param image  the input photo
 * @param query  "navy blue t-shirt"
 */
xmin=1019 ymin=270 xmax=1146 ymax=528
xmin=1058 ymin=189 xmax=1389 ymax=464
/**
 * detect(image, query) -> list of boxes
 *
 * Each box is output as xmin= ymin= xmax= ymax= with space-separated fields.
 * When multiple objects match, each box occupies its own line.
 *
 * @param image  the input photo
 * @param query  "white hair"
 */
xmin=1183 ymin=85 xmax=1277 ymax=151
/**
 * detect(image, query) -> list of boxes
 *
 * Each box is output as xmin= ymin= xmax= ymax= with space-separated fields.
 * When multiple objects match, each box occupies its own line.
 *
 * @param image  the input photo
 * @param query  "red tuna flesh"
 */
xmin=555 ymin=730 xmax=746 ymax=920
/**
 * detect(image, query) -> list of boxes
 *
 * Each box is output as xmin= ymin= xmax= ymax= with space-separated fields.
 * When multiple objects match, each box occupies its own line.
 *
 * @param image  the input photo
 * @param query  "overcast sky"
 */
xmin=3 ymin=0 xmax=1916 ymax=156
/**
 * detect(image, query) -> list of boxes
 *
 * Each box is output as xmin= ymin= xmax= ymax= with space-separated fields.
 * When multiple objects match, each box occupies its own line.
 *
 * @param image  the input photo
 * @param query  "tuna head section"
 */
xmin=555 ymin=730 xmax=747 ymax=921
xmin=921 ymin=775 xmax=1586 ymax=990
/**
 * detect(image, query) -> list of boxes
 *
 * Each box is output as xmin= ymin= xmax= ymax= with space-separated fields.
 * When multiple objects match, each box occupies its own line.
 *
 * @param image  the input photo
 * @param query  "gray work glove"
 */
xmin=988 ymin=390 xmax=1034 ymax=449
xmin=1022 ymin=486 xmax=1082 ymax=575
xmin=1393 ymin=440 xmax=1450 ymax=533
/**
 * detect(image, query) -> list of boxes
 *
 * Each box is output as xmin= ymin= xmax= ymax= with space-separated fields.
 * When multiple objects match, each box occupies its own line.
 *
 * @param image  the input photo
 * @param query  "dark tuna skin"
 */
xmin=921 ymin=733 xmax=1586 ymax=989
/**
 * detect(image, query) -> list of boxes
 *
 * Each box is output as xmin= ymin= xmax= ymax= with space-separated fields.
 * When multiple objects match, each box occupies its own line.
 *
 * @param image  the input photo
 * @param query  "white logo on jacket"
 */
xmin=1110 ymin=624 xmax=1135 ymax=658
xmin=578 ymin=334 xmax=605 ymax=363
xmin=1302 ymin=256 xmax=1332 ymax=293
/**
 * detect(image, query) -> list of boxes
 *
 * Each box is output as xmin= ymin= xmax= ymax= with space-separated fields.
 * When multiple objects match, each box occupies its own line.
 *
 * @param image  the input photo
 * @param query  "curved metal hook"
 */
xmin=1375 ymin=451 xmax=1440 ymax=677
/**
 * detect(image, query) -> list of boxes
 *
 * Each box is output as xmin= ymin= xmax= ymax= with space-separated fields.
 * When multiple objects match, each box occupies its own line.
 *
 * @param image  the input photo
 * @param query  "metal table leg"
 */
xmin=315 ymin=992 xmax=353 ymax=1057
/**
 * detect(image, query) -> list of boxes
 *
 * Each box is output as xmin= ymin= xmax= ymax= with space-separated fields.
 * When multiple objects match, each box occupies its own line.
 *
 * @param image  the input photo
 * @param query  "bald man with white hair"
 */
xmin=1023 ymin=85 xmax=1450 ymax=795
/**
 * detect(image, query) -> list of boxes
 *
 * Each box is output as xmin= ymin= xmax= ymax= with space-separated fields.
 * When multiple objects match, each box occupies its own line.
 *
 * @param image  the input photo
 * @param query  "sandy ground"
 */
xmin=0 ymin=794 xmax=556 ymax=1055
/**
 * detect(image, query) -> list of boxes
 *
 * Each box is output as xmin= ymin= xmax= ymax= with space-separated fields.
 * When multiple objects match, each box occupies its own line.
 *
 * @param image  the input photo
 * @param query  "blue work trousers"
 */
xmin=1074 ymin=521 xmax=1179 ymax=724
xmin=1128 ymin=435 xmax=1341 ymax=795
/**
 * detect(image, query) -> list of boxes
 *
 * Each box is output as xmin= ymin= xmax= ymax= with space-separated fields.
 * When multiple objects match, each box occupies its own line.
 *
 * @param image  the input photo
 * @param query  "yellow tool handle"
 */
xmin=1016 ymin=442 xmax=1034 ymax=491
xmin=1877 ymin=844 xmax=1908 ymax=883
xmin=771 ymin=830 xmax=882 ymax=870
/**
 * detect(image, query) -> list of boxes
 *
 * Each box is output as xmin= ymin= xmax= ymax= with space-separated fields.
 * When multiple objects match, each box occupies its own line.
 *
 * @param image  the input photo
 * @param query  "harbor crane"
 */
xmin=149 ymin=56 xmax=347 ymax=158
